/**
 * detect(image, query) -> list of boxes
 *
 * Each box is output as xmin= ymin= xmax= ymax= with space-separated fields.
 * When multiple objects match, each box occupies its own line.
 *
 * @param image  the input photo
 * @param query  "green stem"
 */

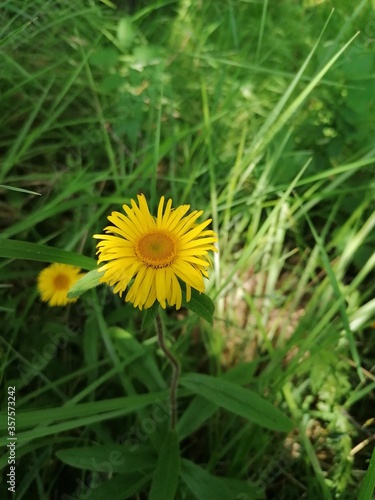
xmin=155 ymin=313 xmax=180 ymax=430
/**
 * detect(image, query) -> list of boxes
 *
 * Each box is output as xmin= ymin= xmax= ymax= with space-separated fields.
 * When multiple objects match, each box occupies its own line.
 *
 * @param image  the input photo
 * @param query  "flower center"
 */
xmin=136 ymin=231 xmax=177 ymax=268
xmin=53 ymin=274 xmax=69 ymax=290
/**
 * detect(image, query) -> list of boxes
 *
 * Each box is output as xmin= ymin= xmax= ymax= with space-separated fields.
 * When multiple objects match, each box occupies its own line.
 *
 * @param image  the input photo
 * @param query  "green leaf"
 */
xmin=110 ymin=327 xmax=166 ymax=391
xmin=180 ymin=459 xmax=231 ymax=500
xmin=222 ymin=361 xmax=260 ymax=384
xmin=177 ymin=362 xmax=262 ymax=440
xmin=56 ymin=444 xmax=156 ymax=473
xmin=180 ymin=374 xmax=293 ymax=432
xmin=220 ymin=477 xmax=264 ymax=499
xmin=68 ymin=269 xmax=104 ymax=298
xmin=0 ymin=20 xmax=33 ymax=48
xmin=89 ymin=47 xmax=119 ymax=68
xmin=149 ymin=430 xmax=180 ymax=500
xmin=177 ymin=396 xmax=217 ymax=441
xmin=181 ymin=459 xmax=264 ymax=499
xmin=358 ymin=446 xmax=375 ymax=500
xmin=88 ymin=472 xmax=152 ymax=500
xmin=117 ymin=17 xmax=135 ymax=48
xmin=182 ymin=287 xmax=215 ymax=324
xmin=0 ymin=391 xmax=168 ymax=432
xmin=99 ymin=74 xmax=126 ymax=92
xmin=0 ymin=390 xmax=168 ymax=438
xmin=0 ymin=239 xmax=96 ymax=270
xmin=0 ymin=184 xmax=41 ymax=195
xmin=141 ymin=301 xmax=160 ymax=331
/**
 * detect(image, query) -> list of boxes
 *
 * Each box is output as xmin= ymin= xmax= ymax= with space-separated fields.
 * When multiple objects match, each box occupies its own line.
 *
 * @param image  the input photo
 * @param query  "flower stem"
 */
xmin=155 ymin=313 xmax=180 ymax=430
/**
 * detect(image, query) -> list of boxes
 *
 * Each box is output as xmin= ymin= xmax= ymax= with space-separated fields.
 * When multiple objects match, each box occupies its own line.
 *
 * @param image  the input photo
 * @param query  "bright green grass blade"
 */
xmin=237 ymin=29 xmax=359 ymax=191
xmin=344 ymin=380 xmax=375 ymax=409
xmin=0 ymin=239 xmax=96 ymax=270
xmin=149 ymin=430 xmax=180 ymax=500
xmin=256 ymin=0 xmax=268 ymax=62
xmin=299 ymin=200 xmax=363 ymax=381
xmin=151 ymin=73 xmax=163 ymax=212
xmin=337 ymin=208 xmax=375 ymax=278
xmin=216 ymin=160 xmax=309 ymax=297
xmin=180 ymin=373 xmax=293 ymax=432
xmin=358 ymin=446 xmax=375 ymax=500
xmin=350 ymin=298 xmax=375 ymax=334
xmin=0 ymin=19 xmax=33 ymax=48
xmin=1 ymin=77 xmax=54 ymax=181
xmin=201 ymin=78 xmax=220 ymax=289
xmin=0 ymin=184 xmax=41 ymax=195
xmin=81 ymin=52 xmax=119 ymax=184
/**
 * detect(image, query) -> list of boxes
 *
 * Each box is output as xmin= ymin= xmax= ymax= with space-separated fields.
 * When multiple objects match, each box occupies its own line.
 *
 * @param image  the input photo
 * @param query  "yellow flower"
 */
xmin=37 ymin=263 xmax=84 ymax=306
xmin=94 ymin=194 xmax=218 ymax=310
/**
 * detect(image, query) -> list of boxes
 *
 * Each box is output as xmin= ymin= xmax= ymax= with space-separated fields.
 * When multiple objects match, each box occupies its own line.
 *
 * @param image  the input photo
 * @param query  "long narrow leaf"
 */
xmin=56 ymin=444 xmax=156 ymax=473
xmin=149 ymin=430 xmax=180 ymax=500
xmin=0 ymin=391 xmax=168 ymax=431
xmin=358 ymin=447 xmax=375 ymax=500
xmin=180 ymin=373 xmax=293 ymax=432
xmin=0 ymin=239 xmax=96 ymax=270
xmin=67 ymin=268 xmax=104 ymax=298
xmin=182 ymin=286 xmax=215 ymax=324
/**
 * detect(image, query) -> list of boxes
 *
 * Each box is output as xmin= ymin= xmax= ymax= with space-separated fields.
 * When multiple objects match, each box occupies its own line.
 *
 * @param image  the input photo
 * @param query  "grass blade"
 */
xmin=0 ymin=239 xmax=96 ymax=270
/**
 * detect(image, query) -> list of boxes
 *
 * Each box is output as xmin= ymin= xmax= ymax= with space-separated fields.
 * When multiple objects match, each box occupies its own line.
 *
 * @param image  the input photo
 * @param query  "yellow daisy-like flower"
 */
xmin=93 ymin=194 xmax=218 ymax=310
xmin=37 ymin=263 xmax=84 ymax=307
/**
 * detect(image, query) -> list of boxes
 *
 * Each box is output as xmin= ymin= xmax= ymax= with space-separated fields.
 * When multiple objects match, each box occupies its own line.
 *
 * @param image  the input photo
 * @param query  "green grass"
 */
xmin=1 ymin=0 xmax=375 ymax=499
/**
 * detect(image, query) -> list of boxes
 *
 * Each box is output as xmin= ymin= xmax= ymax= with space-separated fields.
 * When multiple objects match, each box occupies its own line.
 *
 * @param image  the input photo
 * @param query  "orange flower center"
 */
xmin=53 ymin=274 xmax=70 ymax=290
xmin=135 ymin=231 xmax=177 ymax=268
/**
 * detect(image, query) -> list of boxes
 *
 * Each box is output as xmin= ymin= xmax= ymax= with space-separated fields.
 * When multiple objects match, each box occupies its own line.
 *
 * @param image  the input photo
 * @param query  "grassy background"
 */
xmin=1 ymin=0 xmax=375 ymax=498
